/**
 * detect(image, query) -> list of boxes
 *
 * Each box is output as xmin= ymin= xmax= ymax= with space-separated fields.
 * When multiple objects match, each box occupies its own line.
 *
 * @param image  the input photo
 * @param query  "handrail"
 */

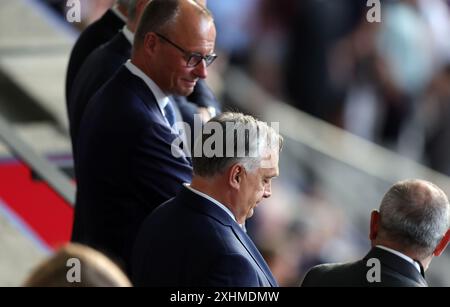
xmin=0 ymin=114 xmax=75 ymax=205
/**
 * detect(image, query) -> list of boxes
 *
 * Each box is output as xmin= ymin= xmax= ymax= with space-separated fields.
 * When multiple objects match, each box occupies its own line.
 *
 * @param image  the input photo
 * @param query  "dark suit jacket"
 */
xmin=68 ymin=31 xmax=131 ymax=156
xmin=301 ymin=247 xmax=428 ymax=287
xmin=131 ymin=186 xmax=278 ymax=287
xmin=66 ymin=9 xmax=124 ymax=102
xmin=71 ymin=66 xmax=193 ymax=274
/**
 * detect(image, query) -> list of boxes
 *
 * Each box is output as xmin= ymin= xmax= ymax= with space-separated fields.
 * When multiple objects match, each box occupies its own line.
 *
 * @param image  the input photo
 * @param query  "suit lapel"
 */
xmin=180 ymin=187 xmax=277 ymax=286
xmin=120 ymin=67 xmax=167 ymax=126
xmin=230 ymin=224 xmax=278 ymax=287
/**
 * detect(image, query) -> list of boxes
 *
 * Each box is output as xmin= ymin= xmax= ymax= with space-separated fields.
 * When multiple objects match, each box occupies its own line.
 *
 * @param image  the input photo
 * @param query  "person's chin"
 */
xmin=177 ymin=86 xmax=194 ymax=97
xmin=246 ymin=208 xmax=255 ymax=219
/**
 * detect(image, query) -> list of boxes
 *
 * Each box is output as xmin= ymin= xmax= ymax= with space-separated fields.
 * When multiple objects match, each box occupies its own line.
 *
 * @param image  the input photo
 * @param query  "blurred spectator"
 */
xmin=246 ymin=0 xmax=296 ymax=96
xmin=65 ymin=0 xmax=129 ymax=103
xmin=251 ymin=179 xmax=362 ymax=286
xmin=422 ymin=64 xmax=450 ymax=174
xmin=282 ymin=0 xmax=365 ymax=124
xmin=207 ymin=0 xmax=259 ymax=65
xmin=68 ymin=0 xmax=149 ymax=161
xmin=23 ymin=243 xmax=131 ymax=287
xmin=43 ymin=0 xmax=114 ymax=27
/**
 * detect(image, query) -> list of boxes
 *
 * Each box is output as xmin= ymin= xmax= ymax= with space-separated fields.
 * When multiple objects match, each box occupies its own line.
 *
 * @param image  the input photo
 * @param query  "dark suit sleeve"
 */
xmin=207 ymin=253 xmax=261 ymax=287
xmin=300 ymin=268 xmax=318 ymax=287
xmin=131 ymin=121 xmax=193 ymax=208
xmin=68 ymin=47 xmax=126 ymax=152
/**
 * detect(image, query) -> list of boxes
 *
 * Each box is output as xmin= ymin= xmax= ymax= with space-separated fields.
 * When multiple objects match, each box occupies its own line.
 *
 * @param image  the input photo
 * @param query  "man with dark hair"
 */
xmin=72 ymin=0 xmax=217 ymax=274
xmin=66 ymin=0 xmax=130 ymax=101
xmin=302 ymin=179 xmax=450 ymax=287
xmin=132 ymin=112 xmax=282 ymax=286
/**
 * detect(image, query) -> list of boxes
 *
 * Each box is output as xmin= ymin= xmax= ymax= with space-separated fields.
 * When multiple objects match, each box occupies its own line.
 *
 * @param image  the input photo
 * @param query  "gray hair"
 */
xmin=192 ymin=112 xmax=283 ymax=177
xmin=134 ymin=0 xmax=212 ymax=47
xmin=127 ymin=0 xmax=140 ymax=21
xmin=379 ymin=179 xmax=450 ymax=257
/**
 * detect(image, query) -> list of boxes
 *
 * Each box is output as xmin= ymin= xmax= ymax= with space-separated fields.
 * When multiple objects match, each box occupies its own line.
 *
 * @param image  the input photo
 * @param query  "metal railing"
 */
xmin=0 ymin=114 xmax=75 ymax=205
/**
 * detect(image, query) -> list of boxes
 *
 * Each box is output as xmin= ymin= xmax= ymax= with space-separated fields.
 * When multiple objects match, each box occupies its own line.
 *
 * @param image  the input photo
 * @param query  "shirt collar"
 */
xmin=124 ymin=60 xmax=169 ymax=116
xmin=122 ymin=26 xmax=134 ymax=45
xmin=376 ymin=245 xmax=422 ymax=274
xmin=111 ymin=5 xmax=127 ymax=23
xmin=183 ymin=183 xmax=246 ymax=231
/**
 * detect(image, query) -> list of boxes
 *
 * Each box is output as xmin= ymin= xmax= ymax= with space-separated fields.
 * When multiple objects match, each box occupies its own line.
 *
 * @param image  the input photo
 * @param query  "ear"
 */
xmin=433 ymin=229 xmax=450 ymax=257
xmin=369 ymin=210 xmax=380 ymax=242
xmin=143 ymin=32 xmax=158 ymax=56
xmin=228 ymin=164 xmax=244 ymax=190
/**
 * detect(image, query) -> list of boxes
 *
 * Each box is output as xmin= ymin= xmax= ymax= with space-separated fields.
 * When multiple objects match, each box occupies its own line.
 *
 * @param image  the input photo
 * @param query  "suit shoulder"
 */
xmin=302 ymin=260 xmax=365 ymax=287
xmin=91 ymin=70 xmax=154 ymax=114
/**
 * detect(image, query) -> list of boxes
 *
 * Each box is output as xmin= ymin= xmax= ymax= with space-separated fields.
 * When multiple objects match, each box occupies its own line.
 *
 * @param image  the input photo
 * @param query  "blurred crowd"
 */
xmin=209 ymin=0 xmax=450 ymax=172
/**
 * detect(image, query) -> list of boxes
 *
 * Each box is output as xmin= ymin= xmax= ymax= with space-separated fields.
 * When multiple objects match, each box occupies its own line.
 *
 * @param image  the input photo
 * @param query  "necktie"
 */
xmin=164 ymin=100 xmax=176 ymax=127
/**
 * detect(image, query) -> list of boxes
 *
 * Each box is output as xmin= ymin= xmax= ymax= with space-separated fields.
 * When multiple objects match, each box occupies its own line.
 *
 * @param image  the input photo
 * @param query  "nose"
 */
xmin=263 ymin=183 xmax=272 ymax=199
xmin=193 ymin=59 xmax=208 ymax=79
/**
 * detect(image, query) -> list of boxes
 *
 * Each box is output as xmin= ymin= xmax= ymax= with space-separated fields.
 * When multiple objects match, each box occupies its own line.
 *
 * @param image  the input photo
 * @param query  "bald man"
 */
xmin=302 ymin=179 xmax=450 ymax=287
xmin=72 ymin=0 xmax=217 ymax=273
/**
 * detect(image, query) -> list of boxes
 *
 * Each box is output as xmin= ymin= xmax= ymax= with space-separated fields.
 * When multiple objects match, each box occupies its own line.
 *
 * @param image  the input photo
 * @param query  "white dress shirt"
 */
xmin=111 ymin=5 xmax=127 ymax=23
xmin=124 ymin=60 xmax=171 ymax=125
xmin=376 ymin=245 xmax=422 ymax=273
xmin=122 ymin=26 xmax=134 ymax=45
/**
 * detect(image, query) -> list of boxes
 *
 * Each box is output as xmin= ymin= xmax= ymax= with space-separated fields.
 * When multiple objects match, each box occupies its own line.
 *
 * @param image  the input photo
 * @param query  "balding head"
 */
xmin=135 ymin=0 xmax=213 ymax=48
xmin=377 ymin=179 xmax=450 ymax=258
xmin=132 ymin=0 xmax=216 ymax=96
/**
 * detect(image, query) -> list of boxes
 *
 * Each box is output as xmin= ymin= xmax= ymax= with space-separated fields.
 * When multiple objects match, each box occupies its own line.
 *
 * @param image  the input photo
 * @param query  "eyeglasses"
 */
xmin=155 ymin=32 xmax=217 ymax=67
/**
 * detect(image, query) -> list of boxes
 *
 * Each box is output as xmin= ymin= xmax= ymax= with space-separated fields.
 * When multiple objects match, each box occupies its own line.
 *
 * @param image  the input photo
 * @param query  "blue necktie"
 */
xmin=164 ymin=100 xmax=176 ymax=127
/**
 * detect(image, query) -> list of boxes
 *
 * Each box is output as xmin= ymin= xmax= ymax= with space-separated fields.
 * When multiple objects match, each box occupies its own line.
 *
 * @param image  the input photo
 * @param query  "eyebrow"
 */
xmin=266 ymin=173 xmax=279 ymax=179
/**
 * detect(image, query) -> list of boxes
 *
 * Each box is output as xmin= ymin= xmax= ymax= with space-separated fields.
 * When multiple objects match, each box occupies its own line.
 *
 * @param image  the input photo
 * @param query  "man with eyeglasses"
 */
xmin=67 ymin=0 xmax=218 ymax=165
xmin=71 ymin=0 xmax=216 ymax=274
